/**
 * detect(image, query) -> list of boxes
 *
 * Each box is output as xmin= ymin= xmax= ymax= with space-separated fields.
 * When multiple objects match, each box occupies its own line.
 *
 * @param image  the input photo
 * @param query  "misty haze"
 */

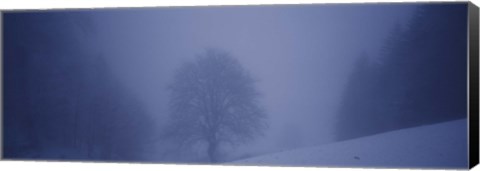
xmin=3 ymin=3 xmax=469 ymax=169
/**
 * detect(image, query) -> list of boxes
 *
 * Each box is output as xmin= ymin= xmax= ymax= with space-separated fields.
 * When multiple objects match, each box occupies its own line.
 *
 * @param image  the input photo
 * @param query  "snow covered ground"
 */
xmin=232 ymin=119 xmax=468 ymax=169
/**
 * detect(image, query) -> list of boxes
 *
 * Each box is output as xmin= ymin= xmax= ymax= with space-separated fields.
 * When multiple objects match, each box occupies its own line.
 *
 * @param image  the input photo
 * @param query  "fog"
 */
xmin=92 ymin=4 xmax=415 ymax=153
xmin=4 ymin=3 xmax=468 ymax=166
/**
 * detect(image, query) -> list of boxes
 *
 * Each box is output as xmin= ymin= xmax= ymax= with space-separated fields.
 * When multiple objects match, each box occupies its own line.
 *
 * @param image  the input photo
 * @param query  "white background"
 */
xmin=0 ymin=0 xmax=478 ymax=171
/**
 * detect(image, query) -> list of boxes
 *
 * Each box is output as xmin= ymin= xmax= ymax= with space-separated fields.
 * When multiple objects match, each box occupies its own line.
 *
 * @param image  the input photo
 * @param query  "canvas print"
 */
xmin=2 ymin=2 xmax=473 ymax=169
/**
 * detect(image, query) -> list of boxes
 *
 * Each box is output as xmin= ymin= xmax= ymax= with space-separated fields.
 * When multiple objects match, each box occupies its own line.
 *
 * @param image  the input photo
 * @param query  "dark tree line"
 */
xmin=3 ymin=12 xmax=154 ymax=161
xmin=336 ymin=4 xmax=468 ymax=141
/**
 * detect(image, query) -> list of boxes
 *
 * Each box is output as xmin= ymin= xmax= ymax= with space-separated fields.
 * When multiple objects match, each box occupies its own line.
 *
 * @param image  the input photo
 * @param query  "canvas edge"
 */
xmin=468 ymin=1 xmax=479 ymax=169
xmin=0 ymin=10 xmax=4 ymax=161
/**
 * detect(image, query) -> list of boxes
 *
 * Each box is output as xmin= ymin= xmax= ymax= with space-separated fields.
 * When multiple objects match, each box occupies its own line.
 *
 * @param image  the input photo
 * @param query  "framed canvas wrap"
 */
xmin=1 ymin=2 xmax=479 ymax=170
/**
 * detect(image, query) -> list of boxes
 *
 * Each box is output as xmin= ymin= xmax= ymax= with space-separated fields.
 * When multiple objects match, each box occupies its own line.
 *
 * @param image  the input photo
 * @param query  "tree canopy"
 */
xmin=164 ymin=49 xmax=267 ymax=162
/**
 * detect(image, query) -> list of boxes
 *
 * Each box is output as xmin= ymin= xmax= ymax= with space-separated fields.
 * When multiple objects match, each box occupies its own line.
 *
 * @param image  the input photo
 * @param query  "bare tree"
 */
xmin=165 ymin=49 xmax=267 ymax=163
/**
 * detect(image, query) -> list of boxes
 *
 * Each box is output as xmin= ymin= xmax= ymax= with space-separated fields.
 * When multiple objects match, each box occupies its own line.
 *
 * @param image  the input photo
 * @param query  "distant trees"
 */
xmin=3 ymin=12 xmax=154 ymax=160
xmin=164 ymin=49 xmax=267 ymax=163
xmin=336 ymin=4 xmax=468 ymax=141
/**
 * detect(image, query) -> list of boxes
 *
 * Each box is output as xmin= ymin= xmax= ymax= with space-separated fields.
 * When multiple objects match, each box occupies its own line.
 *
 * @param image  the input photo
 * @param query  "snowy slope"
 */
xmin=232 ymin=119 xmax=468 ymax=169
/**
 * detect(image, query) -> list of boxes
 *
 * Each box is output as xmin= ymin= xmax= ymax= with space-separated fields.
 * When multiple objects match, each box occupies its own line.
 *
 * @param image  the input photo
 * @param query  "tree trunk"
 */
xmin=207 ymin=141 xmax=217 ymax=163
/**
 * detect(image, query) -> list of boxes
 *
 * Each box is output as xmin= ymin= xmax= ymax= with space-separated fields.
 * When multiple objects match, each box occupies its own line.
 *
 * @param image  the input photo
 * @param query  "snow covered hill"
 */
xmin=232 ymin=119 xmax=468 ymax=169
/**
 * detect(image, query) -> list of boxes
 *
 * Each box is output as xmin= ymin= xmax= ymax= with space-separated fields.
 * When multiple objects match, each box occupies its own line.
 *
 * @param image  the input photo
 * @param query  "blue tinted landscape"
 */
xmin=3 ymin=3 xmax=469 ymax=169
